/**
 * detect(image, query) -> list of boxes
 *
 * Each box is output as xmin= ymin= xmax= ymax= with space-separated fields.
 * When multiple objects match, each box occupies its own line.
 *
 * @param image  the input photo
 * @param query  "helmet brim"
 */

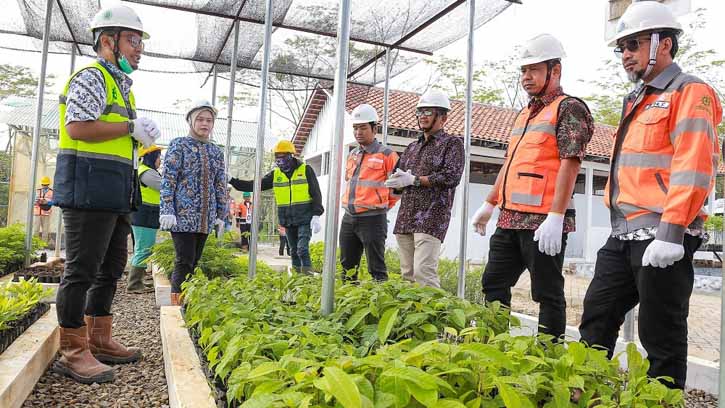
xmin=90 ymin=24 xmax=150 ymax=40
xmin=607 ymin=26 xmax=682 ymax=47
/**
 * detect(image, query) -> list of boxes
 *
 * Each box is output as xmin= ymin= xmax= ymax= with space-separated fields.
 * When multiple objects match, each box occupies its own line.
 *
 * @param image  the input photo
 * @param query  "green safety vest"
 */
xmin=273 ymin=165 xmax=312 ymax=207
xmin=54 ymin=61 xmax=140 ymax=213
xmin=138 ymin=164 xmax=160 ymax=206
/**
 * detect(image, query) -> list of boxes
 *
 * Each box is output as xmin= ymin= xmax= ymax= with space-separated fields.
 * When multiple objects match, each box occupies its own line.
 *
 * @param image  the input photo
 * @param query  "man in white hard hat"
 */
xmin=52 ymin=4 xmax=160 ymax=384
xmin=339 ymin=104 xmax=399 ymax=282
xmin=385 ymin=89 xmax=464 ymax=288
xmin=472 ymin=34 xmax=593 ymax=341
xmin=579 ymin=1 xmax=722 ymax=391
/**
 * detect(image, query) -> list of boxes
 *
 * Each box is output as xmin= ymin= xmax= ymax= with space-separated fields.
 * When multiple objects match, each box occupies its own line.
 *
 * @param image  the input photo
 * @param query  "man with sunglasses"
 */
xmin=579 ymin=1 xmax=722 ymax=391
xmin=385 ymin=89 xmax=464 ymax=288
xmin=52 ymin=4 xmax=160 ymax=384
xmin=472 ymin=34 xmax=593 ymax=341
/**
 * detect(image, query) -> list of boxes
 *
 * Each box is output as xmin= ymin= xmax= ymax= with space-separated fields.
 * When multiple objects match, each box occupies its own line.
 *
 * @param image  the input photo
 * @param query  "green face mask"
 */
xmin=118 ymin=55 xmax=135 ymax=74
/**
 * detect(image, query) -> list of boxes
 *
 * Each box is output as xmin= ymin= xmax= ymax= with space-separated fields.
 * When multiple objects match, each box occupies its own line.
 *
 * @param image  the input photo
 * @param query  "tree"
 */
xmin=0 ymin=64 xmax=54 ymax=100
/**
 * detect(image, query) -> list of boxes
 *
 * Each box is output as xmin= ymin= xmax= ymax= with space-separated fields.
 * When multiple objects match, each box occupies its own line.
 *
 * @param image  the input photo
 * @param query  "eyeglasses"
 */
xmin=415 ymin=109 xmax=436 ymax=117
xmin=122 ymin=33 xmax=145 ymax=51
xmin=614 ymin=37 xmax=650 ymax=57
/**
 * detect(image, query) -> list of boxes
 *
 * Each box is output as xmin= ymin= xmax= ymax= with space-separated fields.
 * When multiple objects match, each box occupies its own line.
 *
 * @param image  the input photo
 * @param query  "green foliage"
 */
xmin=0 ymin=278 xmax=52 ymax=331
xmin=148 ymin=234 xmax=274 ymax=279
xmin=704 ymin=215 xmax=723 ymax=232
xmin=0 ymin=224 xmax=46 ymax=272
xmin=0 ymin=64 xmax=55 ymax=100
xmin=183 ymin=271 xmax=683 ymax=407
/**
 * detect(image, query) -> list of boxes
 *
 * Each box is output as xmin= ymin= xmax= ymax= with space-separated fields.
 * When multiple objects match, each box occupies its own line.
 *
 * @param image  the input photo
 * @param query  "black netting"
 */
xmin=1 ymin=0 xmax=513 ymax=84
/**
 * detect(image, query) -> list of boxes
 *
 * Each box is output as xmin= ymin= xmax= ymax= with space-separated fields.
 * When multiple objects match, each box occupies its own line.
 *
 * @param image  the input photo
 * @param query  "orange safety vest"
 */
xmin=498 ymin=95 xmax=576 ymax=214
xmin=343 ymin=140 xmax=399 ymax=215
xmin=605 ymin=64 xmax=722 ymax=243
xmin=34 ymin=188 xmax=53 ymax=216
xmin=228 ymin=198 xmax=236 ymax=218
xmin=238 ymin=201 xmax=252 ymax=223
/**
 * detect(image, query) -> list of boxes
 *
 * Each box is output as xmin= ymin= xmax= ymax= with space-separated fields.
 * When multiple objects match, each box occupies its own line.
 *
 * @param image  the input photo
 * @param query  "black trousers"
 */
xmin=170 ymin=232 xmax=208 ymax=293
xmin=239 ymin=223 xmax=250 ymax=248
xmin=279 ymin=235 xmax=290 ymax=256
xmin=56 ymin=209 xmax=131 ymax=328
xmin=579 ymin=235 xmax=701 ymax=389
xmin=482 ymin=228 xmax=568 ymax=339
xmin=339 ymin=213 xmax=388 ymax=281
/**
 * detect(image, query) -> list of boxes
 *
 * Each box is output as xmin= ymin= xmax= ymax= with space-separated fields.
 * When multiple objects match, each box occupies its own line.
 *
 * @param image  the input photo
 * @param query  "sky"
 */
xmin=0 ymin=0 xmax=723 ymax=145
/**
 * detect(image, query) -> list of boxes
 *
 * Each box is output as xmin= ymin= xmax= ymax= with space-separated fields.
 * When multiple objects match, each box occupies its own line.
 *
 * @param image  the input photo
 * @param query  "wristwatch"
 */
xmin=127 ymin=120 xmax=134 ymax=134
xmin=413 ymin=176 xmax=421 ymax=187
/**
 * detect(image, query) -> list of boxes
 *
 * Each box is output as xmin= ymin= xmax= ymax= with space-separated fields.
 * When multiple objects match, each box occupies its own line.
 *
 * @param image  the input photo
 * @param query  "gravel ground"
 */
xmin=23 ymin=278 xmax=169 ymax=408
xmin=687 ymin=389 xmax=718 ymax=407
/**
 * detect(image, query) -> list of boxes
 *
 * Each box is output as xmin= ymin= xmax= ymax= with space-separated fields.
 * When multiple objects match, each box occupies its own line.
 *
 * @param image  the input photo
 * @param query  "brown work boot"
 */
xmin=127 ymin=266 xmax=153 ymax=294
xmin=170 ymin=292 xmax=181 ymax=306
xmin=52 ymin=326 xmax=115 ymax=384
xmin=85 ymin=315 xmax=142 ymax=364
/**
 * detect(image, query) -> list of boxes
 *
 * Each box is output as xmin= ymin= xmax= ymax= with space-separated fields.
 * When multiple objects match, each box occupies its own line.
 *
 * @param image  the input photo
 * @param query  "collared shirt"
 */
xmin=393 ymin=129 xmax=465 ymax=241
xmin=497 ymin=87 xmax=594 ymax=233
xmin=65 ymin=58 xmax=133 ymax=125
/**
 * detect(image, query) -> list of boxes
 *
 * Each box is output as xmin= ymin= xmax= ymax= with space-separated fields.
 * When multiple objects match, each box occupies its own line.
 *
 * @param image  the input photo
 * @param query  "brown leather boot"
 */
xmin=52 ymin=326 xmax=115 ymax=384
xmin=170 ymin=292 xmax=181 ymax=306
xmin=85 ymin=315 xmax=142 ymax=364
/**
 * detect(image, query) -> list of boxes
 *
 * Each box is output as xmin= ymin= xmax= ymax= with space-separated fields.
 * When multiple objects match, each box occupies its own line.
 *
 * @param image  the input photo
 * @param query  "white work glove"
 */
xmin=311 ymin=216 xmax=321 ymax=234
xmin=131 ymin=117 xmax=161 ymax=148
xmin=533 ymin=212 xmax=565 ymax=256
xmin=471 ymin=201 xmax=495 ymax=236
xmin=642 ymin=240 xmax=685 ymax=268
xmin=384 ymin=168 xmax=415 ymax=189
xmin=159 ymin=214 xmax=177 ymax=230
xmin=214 ymin=218 xmax=225 ymax=229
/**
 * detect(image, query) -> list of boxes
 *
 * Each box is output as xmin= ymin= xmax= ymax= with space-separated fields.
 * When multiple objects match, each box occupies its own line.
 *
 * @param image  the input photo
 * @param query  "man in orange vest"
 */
xmin=578 ymin=2 xmax=722 ymax=390
xmin=237 ymin=192 xmax=252 ymax=250
xmin=340 ymin=104 xmax=399 ymax=281
xmin=34 ymin=176 xmax=55 ymax=243
xmin=472 ymin=34 xmax=593 ymax=340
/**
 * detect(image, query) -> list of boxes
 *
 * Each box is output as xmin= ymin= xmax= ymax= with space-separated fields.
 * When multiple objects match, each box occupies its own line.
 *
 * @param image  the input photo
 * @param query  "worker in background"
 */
xmin=385 ymin=89 xmax=464 ymax=288
xmin=578 ymin=1 xmax=722 ymax=391
xmin=160 ymin=100 xmax=227 ymax=306
xmin=340 ymin=104 xmax=399 ymax=282
xmin=52 ymin=4 xmax=160 ymax=384
xmin=33 ymin=176 xmax=54 ymax=243
xmin=472 ymin=34 xmax=594 ymax=341
xmin=128 ymin=145 xmax=163 ymax=294
xmin=238 ymin=192 xmax=253 ymax=251
xmin=229 ymin=140 xmax=324 ymax=274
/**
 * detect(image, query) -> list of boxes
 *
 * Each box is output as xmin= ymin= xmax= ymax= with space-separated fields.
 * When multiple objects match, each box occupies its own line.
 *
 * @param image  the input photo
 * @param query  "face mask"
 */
xmin=275 ymin=155 xmax=294 ymax=172
xmin=118 ymin=55 xmax=135 ymax=74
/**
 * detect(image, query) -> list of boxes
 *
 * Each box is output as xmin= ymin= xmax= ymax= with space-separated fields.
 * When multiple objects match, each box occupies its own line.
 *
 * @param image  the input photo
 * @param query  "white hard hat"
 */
xmin=90 ymin=5 xmax=150 ymax=40
xmin=186 ymin=100 xmax=218 ymax=122
xmin=608 ymin=1 xmax=682 ymax=47
xmin=351 ymin=104 xmax=379 ymax=124
xmin=518 ymin=34 xmax=566 ymax=67
xmin=416 ymin=89 xmax=450 ymax=111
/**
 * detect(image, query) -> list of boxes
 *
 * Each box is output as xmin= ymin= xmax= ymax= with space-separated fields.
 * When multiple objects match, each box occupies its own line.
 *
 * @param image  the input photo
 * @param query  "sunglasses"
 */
xmin=415 ymin=109 xmax=437 ymax=117
xmin=614 ymin=37 xmax=650 ymax=57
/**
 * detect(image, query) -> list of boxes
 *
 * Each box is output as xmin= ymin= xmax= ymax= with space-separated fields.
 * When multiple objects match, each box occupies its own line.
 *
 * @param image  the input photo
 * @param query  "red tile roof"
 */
xmin=293 ymin=84 xmax=615 ymax=160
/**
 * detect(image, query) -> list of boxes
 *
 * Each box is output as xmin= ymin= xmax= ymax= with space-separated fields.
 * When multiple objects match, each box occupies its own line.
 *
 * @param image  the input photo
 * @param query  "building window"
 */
xmin=574 ymin=173 xmax=609 ymax=196
xmin=306 ymin=155 xmax=323 ymax=176
xmin=470 ymin=162 xmax=502 ymax=185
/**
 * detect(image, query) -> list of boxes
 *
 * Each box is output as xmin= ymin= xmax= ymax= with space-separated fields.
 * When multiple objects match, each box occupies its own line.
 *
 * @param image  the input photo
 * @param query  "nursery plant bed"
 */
xmin=160 ymin=306 xmax=216 ymax=408
xmin=13 ymin=263 xmax=63 ymax=284
xmin=0 ymin=304 xmax=59 ymax=408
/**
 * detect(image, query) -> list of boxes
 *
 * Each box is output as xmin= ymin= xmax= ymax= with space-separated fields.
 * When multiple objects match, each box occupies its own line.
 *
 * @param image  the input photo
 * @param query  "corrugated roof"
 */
xmin=0 ymin=96 xmax=273 ymax=150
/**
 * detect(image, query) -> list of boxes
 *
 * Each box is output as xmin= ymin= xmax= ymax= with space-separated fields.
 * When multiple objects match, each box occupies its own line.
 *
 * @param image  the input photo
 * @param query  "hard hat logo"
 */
xmin=517 ymin=33 xmax=566 ymax=67
xmin=103 ymin=11 xmax=112 ymax=20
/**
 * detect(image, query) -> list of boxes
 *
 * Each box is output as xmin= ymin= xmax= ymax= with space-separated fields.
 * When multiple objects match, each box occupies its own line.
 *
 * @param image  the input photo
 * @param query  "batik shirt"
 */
xmin=65 ymin=58 xmax=132 ymax=124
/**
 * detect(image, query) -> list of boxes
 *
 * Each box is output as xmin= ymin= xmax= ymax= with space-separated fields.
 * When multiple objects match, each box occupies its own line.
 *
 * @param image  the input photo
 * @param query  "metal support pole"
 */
xmin=25 ymin=0 xmax=53 ymax=265
xmin=248 ymin=0 xmax=273 ymax=279
xmin=584 ymin=166 xmax=594 ymax=262
xmin=321 ymin=0 xmax=352 ymax=315
xmin=382 ymin=47 xmax=391 ymax=145
xmin=55 ymin=45 xmax=76 ymax=257
xmin=719 ymin=175 xmax=725 ymax=406
xmin=456 ymin=0 xmax=475 ymax=299
xmin=623 ymin=310 xmax=635 ymax=342
xmin=211 ymin=65 xmax=218 ymax=106
xmin=222 ymin=21 xmax=240 ymax=246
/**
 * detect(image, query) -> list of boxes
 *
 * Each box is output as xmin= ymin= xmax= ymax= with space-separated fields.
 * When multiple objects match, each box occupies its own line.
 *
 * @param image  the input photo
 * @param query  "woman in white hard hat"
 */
xmin=159 ymin=100 xmax=227 ymax=305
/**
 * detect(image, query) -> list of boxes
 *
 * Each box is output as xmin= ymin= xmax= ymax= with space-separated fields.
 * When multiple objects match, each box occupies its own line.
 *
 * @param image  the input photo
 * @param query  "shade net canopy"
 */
xmin=1 ymin=0 xmax=514 ymax=84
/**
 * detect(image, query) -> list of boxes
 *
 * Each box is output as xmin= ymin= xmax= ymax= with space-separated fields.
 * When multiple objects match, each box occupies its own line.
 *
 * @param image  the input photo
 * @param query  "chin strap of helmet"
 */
xmin=642 ymin=32 xmax=660 ymax=82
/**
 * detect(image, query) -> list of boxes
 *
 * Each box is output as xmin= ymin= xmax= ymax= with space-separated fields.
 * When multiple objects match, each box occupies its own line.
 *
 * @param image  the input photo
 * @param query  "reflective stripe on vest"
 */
xmin=498 ymin=94 xmax=571 ymax=215
xmin=273 ymin=165 xmax=312 ymax=207
xmin=604 ymin=69 xmax=722 ymax=242
xmin=138 ymin=164 xmax=160 ymax=206
xmin=342 ymin=144 xmax=397 ymax=214
xmin=54 ymin=61 xmax=138 ymax=212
